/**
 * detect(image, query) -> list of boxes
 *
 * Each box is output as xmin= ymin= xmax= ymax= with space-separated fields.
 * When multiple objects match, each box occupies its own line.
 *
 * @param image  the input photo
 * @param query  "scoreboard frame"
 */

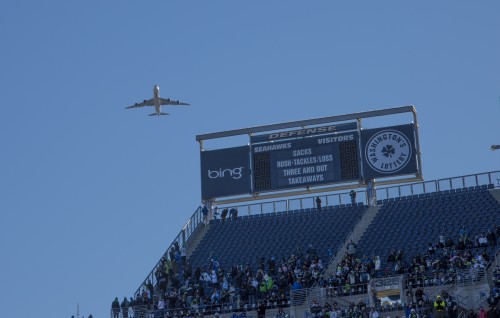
xmin=197 ymin=106 xmax=422 ymax=204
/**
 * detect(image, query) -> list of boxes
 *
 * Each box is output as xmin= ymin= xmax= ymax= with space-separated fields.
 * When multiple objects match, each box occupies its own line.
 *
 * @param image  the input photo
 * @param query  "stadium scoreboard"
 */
xmin=252 ymin=132 xmax=360 ymax=192
xmin=198 ymin=107 xmax=421 ymax=201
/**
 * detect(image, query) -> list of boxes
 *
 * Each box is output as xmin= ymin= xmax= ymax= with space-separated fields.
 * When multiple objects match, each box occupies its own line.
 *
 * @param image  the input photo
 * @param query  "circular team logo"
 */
xmin=365 ymin=129 xmax=412 ymax=174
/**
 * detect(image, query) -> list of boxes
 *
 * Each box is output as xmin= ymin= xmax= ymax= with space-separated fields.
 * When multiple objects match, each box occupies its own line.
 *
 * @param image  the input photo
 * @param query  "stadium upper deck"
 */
xmin=113 ymin=171 xmax=500 ymax=318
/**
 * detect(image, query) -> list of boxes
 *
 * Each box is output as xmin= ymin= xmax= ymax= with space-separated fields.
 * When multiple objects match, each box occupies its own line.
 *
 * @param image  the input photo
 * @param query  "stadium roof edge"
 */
xmin=196 ymin=105 xmax=416 ymax=142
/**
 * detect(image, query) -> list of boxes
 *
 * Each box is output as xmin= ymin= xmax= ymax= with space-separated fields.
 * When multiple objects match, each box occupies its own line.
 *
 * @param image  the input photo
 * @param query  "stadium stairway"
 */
xmin=490 ymin=187 xmax=500 ymax=204
xmin=185 ymin=223 xmax=210 ymax=260
xmin=325 ymin=205 xmax=381 ymax=276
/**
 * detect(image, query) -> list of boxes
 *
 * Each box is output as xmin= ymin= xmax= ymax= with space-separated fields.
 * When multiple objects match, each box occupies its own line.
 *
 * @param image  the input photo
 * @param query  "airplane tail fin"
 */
xmin=148 ymin=112 xmax=170 ymax=116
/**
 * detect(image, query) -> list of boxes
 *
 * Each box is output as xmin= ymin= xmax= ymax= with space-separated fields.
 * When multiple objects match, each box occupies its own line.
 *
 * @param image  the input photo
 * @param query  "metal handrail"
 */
xmin=110 ymin=298 xmax=290 ymax=318
xmin=455 ymin=268 xmax=487 ymax=286
xmin=290 ymin=286 xmax=353 ymax=309
xmin=214 ymin=170 xmax=500 ymax=215
xmin=375 ymin=170 xmax=500 ymax=201
xmin=496 ymin=248 xmax=500 ymax=268
xmin=403 ymin=268 xmax=487 ymax=292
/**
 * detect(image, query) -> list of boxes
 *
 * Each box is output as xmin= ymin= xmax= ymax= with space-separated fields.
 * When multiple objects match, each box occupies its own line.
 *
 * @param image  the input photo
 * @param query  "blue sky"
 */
xmin=0 ymin=1 xmax=499 ymax=317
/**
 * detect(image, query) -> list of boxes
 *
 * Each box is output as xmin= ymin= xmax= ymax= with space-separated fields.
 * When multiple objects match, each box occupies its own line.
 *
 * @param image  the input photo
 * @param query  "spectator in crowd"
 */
xmin=487 ymin=229 xmax=497 ymax=246
xmin=210 ymin=269 xmax=218 ymax=288
xmin=212 ymin=206 xmax=219 ymax=220
xmin=459 ymin=226 xmax=469 ymax=241
xmin=495 ymin=225 xmax=500 ymax=245
xmin=257 ymin=302 xmax=266 ymax=318
xmin=291 ymin=279 xmax=302 ymax=290
xmin=315 ymin=196 xmax=322 ymax=210
xmin=157 ymin=297 xmax=166 ymax=316
xmin=221 ymin=208 xmax=229 ymax=221
xmin=448 ymin=296 xmax=458 ymax=318
xmin=487 ymin=289 xmax=499 ymax=308
xmin=181 ymin=245 xmax=187 ymax=265
xmin=428 ymin=243 xmax=436 ymax=255
xmin=434 ymin=295 xmax=446 ymax=318
xmin=479 ymin=234 xmax=488 ymax=248
xmin=247 ymin=279 xmax=257 ymax=306
xmin=229 ymin=207 xmax=238 ymax=219
xmin=488 ymin=304 xmax=499 ymax=318
xmin=310 ymin=300 xmax=321 ymax=316
xmin=276 ymin=307 xmax=287 ymax=318
xmin=211 ymin=289 xmax=220 ymax=305
xmin=120 ymin=297 xmax=129 ymax=318
xmin=202 ymin=204 xmax=209 ymax=225
xmin=350 ymin=190 xmax=357 ymax=205
xmin=346 ymin=240 xmax=357 ymax=256
xmin=374 ymin=256 xmax=381 ymax=272
xmin=438 ymin=235 xmax=445 ymax=248
xmin=445 ymin=238 xmax=455 ymax=248
xmin=268 ymin=256 xmax=277 ymax=275
xmin=479 ymin=307 xmax=487 ymax=318
xmin=111 ymin=297 xmax=120 ymax=318
xmin=409 ymin=308 xmax=418 ymax=318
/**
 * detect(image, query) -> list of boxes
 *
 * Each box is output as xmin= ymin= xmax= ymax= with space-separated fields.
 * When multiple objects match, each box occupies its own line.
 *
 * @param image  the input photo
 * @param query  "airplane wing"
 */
xmin=159 ymin=98 xmax=190 ymax=106
xmin=125 ymin=99 xmax=155 ymax=109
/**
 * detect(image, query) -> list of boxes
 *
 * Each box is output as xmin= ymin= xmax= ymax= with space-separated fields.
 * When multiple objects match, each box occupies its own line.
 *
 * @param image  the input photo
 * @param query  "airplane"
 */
xmin=125 ymin=85 xmax=190 ymax=116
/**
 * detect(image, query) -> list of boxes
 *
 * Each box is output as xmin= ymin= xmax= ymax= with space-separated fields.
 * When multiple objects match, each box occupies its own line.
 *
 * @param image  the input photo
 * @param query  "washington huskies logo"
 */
xmin=365 ymin=129 xmax=412 ymax=174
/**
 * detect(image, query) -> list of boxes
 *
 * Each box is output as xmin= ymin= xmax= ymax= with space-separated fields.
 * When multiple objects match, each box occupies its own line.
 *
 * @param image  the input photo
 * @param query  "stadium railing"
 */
xmin=290 ymin=284 xmax=367 ymax=308
xmin=218 ymin=170 xmax=499 ymax=216
xmin=375 ymin=170 xmax=500 ymax=202
xmin=110 ymin=300 xmax=280 ymax=318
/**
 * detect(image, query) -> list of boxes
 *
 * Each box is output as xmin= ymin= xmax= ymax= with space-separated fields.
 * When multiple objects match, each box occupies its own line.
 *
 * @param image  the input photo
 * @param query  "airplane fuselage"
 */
xmin=153 ymin=85 xmax=161 ymax=116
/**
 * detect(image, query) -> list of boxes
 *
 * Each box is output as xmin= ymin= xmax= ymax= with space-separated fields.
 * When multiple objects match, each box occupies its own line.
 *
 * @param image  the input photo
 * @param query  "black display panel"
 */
xmin=252 ymin=132 xmax=359 ymax=192
xmin=200 ymin=146 xmax=251 ymax=199
xmin=360 ymin=124 xmax=418 ymax=179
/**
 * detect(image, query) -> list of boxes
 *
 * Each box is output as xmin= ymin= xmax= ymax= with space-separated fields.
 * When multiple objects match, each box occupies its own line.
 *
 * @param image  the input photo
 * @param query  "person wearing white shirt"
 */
xmin=478 ymin=234 xmax=488 ymax=247
xmin=158 ymin=298 xmax=165 ymax=310
xmin=370 ymin=307 xmax=379 ymax=318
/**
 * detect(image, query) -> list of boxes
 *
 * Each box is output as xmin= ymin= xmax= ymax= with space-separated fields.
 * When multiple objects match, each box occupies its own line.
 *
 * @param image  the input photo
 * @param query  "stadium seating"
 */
xmin=118 ymin=181 xmax=500 ymax=318
xmin=357 ymin=185 xmax=500 ymax=270
xmin=189 ymin=204 xmax=368 ymax=272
